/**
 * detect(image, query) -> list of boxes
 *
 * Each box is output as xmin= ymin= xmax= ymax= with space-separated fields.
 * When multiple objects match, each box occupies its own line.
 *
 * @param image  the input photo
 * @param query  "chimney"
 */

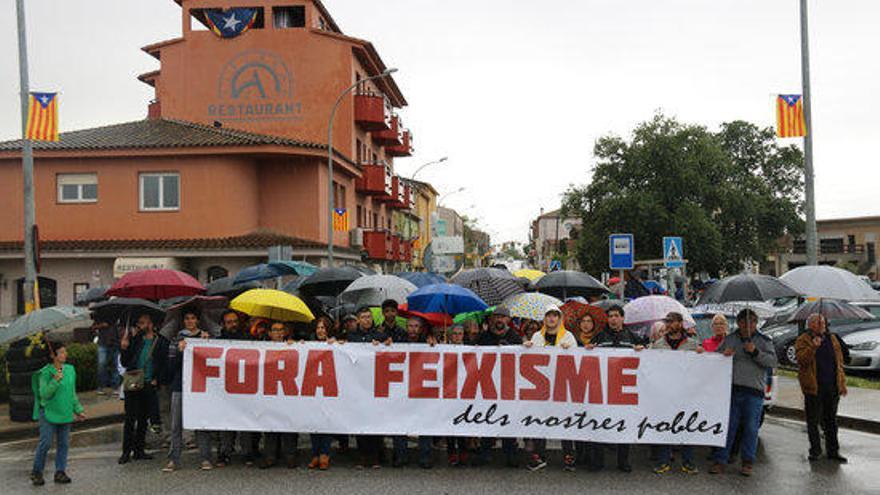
xmin=147 ymin=99 xmax=161 ymax=120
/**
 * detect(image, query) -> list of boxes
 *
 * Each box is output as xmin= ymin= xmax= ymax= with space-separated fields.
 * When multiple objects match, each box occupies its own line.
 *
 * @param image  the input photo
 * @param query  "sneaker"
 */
xmin=200 ymin=460 xmax=214 ymax=471
xmin=828 ymin=453 xmax=848 ymax=464
xmin=681 ymin=463 xmax=699 ymax=474
xmin=308 ymin=456 xmax=320 ymax=469
xmin=319 ymin=455 xmax=330 ymax=470
xmin=739 ymin=461 xmax=752 ymax=477
xmin=527 ymin=454 xmax=547 ymax=472
xmin=708 ymin=462 xmax=724 ymax=475
xmin=96 ymin=388 xmax=107 ymax=396
xmin=215 ymin=455 xmax=230 ymax=468
xmin=162 ymin=461 xmax=177 ymax=473
xmin=563 ymin=454 xmax=576 ymax=472
xmin=653 ymin=463 xmax=672 ymax=475
xmin=53 ymin=472 xmax=72 ymax=484
xmin=30 ymin=472 xmax=45 ymax=486
xmin=118 ymin=453 xmax=131 ymax=465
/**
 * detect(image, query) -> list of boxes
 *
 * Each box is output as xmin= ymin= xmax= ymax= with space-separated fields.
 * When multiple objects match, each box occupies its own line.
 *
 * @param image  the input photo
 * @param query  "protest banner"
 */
xmin=183 ymin=341 xmax=731 ymax=446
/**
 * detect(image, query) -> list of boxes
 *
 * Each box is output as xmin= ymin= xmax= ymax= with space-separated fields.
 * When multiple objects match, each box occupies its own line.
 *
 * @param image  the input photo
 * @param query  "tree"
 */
xmin=564 ymin=114 xmax=804 ymax=277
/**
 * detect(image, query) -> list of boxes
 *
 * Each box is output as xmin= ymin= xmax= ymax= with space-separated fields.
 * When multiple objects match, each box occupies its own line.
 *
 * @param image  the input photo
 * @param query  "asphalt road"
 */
xmin=0 ymin=417 xmax=876 ymax=495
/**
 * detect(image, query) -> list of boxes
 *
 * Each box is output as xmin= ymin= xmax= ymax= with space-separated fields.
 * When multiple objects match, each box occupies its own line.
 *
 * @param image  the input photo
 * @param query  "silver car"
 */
xmin=843 ymin=328 xmax=880 ymax=372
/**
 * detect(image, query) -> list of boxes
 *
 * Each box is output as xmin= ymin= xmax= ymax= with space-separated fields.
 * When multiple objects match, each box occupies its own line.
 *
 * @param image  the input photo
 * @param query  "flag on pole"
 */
xmin=333 ymin=208 xmax=349 ymax=232
xmin=204 ymin=8 xmax=259 ymax=38
xmin=776 ymin=94 xmax=807 ymax=138
xmin=26 ymin=92 xmax=59 ymax=142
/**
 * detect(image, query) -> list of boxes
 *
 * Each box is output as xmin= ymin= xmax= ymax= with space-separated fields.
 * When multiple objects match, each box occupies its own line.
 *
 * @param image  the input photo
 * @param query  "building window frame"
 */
xmin=57 ymin=173 xmax=98 ymax=204
xmin=139 ymin=172 xmax=180 ymax=212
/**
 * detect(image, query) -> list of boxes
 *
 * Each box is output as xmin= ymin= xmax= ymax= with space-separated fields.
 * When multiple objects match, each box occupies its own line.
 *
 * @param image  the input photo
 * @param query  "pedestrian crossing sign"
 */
xmin=663 ymin=237 xmax=684 ymax=268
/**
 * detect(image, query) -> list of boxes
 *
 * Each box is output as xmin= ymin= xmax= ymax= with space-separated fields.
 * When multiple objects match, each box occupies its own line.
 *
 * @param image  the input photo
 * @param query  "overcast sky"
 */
xmin=1 ymin=0 xmax=878 ymax=245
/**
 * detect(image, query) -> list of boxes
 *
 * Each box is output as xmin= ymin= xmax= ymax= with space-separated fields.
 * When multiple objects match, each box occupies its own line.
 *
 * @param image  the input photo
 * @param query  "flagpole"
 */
xmin=15 ymin=0 xmax=38 ymax=313
xmin=800 ymin=0 xmax=818 ymax=266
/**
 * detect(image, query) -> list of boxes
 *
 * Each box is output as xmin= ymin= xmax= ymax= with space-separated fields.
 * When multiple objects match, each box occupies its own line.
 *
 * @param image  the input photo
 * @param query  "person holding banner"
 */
xmin=475 ymin=307 xmax=522 ymax=467
xmin=445 ymin=325 xmax=473 ymax=467
xmin=380 ymin=299 xmax=406 ymax=342
xmin=586 ymin=304 xmax=642 ymax=473
xmin=163 ymin=310 xmax=213 ymax=473
xmin=523 ymin=305 xmax=576 ymax=472
xmin=348 ymin=307 xmax=385 ymax=468
xmin=217 ymin=310 xmax=256 ymax=468
xmin=392 ymin=316 xmax=437 ymax=469
xmin=710 ymin=308 xmax=777 ymax=477
xmin=260 ymin=321 xmax=300 ymax=469
xmin=650 ymin=312 xmax=702 ymax=475
xmin=307 ymin=317 xmax=336 ymax=470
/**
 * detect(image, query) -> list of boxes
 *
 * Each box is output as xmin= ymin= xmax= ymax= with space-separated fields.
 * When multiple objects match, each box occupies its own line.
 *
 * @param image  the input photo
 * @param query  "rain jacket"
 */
xmin=32 ymin=363 xmax=83 ymax=424
xmin=701 ymin=335 xmax=725 ymax=353
xmin=591 ymin=327 xmax=642 ymax=348
xmin=346 ymin=326 xmax=379 ymax=343
xmin=167 ymin=328 xmax=202 ymax=392
xmin=121 ymin=331 xmax=169 ymax=383
xmin=795 ymin=332 xmax=848 ymax=396
xmin=478 ymin=328 xmax=523 ymax=346
xmin=717 ymin=331 xmax=777 ymax=395
xmin=530 ymin=325 xmax=577 ymax=348
xmin=650 ymin=333 xmax=698 ymax=351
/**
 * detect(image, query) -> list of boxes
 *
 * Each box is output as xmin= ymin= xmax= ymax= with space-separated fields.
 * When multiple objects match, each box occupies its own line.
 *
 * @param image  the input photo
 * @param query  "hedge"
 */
xmin=0 ymin=342 xmax=99 ymax=402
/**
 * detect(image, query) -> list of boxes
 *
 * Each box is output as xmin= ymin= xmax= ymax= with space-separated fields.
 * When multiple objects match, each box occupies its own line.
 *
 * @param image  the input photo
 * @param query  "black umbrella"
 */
xmin=787 ymin=299 xmax=875 ymax=323
xmin=159 ymin=295 xmax=228 ymax=339
xmin=534 ymin=270 xmax=610 ymax=300
xmin=75 ymin=286 xmax=108 ymax=307
xmin=450 ymin=268 xmax=524 ymax=306
xmin=297 ymin=266 xmax=364 ymax=297
xmin=205 ymin=277 xmax=261 ymax=298
xmin=344 ymin=264 xmax=378 ymax=276
xmin=90 ymin=298 xmax=166 ymax=326
xmin=697 ymin=273 xmax=801 ymax=305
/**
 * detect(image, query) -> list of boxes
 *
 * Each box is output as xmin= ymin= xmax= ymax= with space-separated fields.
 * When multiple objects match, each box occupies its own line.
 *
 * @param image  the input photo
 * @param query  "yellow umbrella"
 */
xmin=513 ymin=269 xmax=546 ymax=282
xmin=230 ymin=289 xmax=315 ymax=323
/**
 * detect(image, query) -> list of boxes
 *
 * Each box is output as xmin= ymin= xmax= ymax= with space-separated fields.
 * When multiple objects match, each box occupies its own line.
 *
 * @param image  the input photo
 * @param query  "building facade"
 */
xmin=767 ymin=215 xmax=880 ymax=277
xmin=0 ymin=0 xmax=432 ymax=318
xmin=529 ymin=208 xmax=581 ymax=271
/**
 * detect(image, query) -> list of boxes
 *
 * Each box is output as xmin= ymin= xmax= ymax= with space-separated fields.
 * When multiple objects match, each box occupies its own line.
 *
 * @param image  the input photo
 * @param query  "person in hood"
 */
xmin=650 ymin=312 xmax=703 ymax=475
xmin=522 ymin=305 xmax=576 ymax=472
xmin=30 ymin=343 xmax=85 ymax=486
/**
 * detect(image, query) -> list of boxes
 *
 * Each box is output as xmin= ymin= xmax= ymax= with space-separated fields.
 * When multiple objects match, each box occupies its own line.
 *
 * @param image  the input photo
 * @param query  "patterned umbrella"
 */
xmin=499 ymin=293 xmax=562 ymax=321
xmin=623 ymin=295 xmax=696 ymax=328
xmin=560 ymin=300 xmax=608 ymax=334
xmin=339 ymin=275 xmax=418 ymax=307
xmin=450 ymin=268 xmax=524 ymax=306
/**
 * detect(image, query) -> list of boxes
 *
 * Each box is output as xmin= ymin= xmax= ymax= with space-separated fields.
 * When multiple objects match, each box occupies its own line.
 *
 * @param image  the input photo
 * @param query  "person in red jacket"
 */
xmin=702 ymin=314 xmax=729 ymax=353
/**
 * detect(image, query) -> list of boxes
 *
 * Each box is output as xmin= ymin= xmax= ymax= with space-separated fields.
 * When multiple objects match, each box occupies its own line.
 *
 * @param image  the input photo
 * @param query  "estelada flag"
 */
xmin=333 ymin=208 xmax=349 ymax=232
xmin=776 ymin=94 xmax=806 ymax=138
xmin=204 ymin=8 xmax=258 ymax=38
xmin=26 ymin=92 xmax=59 ymax=142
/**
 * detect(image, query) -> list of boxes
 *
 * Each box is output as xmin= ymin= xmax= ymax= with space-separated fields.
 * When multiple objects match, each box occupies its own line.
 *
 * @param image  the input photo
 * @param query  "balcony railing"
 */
xmin=354 ymin=92 xmax=392 ymax=131
xmin=386 ymin=129 xmax=413 ymax=157
xmin=372 ymin=114 xmax=403 ymax=146
xmin=355 ymin=160 xmax=393 ymax=198
xmin=363 ymin=229 xmax=394 ymax=261
xmin=790 ymin=241 xmax=872 ymax=255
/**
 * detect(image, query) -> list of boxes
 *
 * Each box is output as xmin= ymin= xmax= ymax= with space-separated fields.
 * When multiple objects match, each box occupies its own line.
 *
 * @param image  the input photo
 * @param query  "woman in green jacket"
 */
xmin=30 ymin=343 xmax=86 ymax=486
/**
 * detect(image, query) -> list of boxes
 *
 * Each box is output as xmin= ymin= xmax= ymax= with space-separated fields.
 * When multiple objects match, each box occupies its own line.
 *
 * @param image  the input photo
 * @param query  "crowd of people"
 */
xmin=27 ymin=298 xmax=851 ymax=486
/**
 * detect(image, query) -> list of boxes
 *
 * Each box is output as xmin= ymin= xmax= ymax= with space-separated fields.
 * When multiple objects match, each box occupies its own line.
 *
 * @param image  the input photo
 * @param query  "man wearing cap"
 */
xmin=710 ymin=308 xmax=777 ymax=477
xmin=650 ymin=312 xmax=702 ymax=475
xmin=475 ymin=306 xmax=522 ymax=467
xmin=522 ymin=305 xmax=576 ymax=472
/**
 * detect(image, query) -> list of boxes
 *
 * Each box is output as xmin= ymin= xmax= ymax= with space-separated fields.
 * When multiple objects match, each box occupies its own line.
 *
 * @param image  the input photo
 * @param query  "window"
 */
xmin=336 ymin=184 xmax=347 ymax=209
xmin=206 ymin=266 xmax=229 ymax=282
xmin=140 ymin=173 xmax=180 ymax=211
xmin=372 ymin=212 xmax=378 ymax=229
xmin=356 ymin=139 xmax=363 ymax=164
xmin=73 ymin=283 xmax=89 ymax=301
xmin=57 ymin=174 xmax=97 ymax=203
xmin=273 ymin=6 xmax=305 ymax=28
xmin=356 ymin=205 xmax=363 ymax=227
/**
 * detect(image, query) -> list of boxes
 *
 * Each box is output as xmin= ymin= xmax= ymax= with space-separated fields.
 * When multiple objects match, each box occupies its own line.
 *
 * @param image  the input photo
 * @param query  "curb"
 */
xmin=0 ymin=413 xmax=126 ymax=444
xmin=767 ymin=406 xmax=880 ymax=435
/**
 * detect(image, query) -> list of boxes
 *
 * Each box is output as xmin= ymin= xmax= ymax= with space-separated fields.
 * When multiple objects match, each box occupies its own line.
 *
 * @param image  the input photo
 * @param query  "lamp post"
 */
xmin=799 ymin=0 xmax=817 ymax=266
xmin=326 ymin=67 xmax=397 ymax=266
xmin=410 ymin=156 xmax=448 ymax=182
xmin=438 ymin=187 xmax=465 ymax=207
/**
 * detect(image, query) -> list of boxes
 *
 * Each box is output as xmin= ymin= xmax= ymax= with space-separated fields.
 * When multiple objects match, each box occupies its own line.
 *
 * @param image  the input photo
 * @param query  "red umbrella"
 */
xmin=397 ymin=303 xmax=453 ymax=328
xmin=560 ymin=300 xmax=608 ymax=334
xmin=107 ymin=269 xmax=205 ymax=301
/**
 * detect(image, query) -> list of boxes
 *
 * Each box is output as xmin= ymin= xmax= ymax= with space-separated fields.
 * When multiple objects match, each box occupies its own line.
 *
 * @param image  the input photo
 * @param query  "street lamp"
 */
xmin=438 ymin=187 xmax=465 ymax=207
xmin=326 ymin=67 xmax=398 ymax=266
xmin=410 ymin=156 xmax=448 ymax=181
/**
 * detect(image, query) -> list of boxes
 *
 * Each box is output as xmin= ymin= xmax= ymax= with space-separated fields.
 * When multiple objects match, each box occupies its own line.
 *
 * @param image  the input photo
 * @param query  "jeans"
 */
xmin=805 ymin=385 xmax=841 ymax=456
xmin=32 ymin=412 xmax=70 ymax=474
xmin=311 ymin=434 xmax=332 ymax=457
xmin=122 ymin=385 xmax=155 ymax=455
xmin=168 ymin=391 xmax=212 ymax=464
xmin=657 ymin=445 xmax=694 ymax=465
xmin=715 ymin=388 xmax=764 ymax=464
xmin=97 ymin=345 xmax=120 ymax=389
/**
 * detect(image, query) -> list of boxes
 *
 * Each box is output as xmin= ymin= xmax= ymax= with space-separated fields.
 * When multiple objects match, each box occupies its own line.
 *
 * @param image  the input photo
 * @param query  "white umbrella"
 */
xmin=780 ymin=265 xmax=880 ymax=301
xmin=623 ymin=295 xmax=696 ymax=328
xmin=339 ymin=275 xmax=418 ymax=307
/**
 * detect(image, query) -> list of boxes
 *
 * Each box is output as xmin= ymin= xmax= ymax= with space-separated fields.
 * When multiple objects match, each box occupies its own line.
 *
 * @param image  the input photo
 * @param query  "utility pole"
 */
xmin=15 ymin=0 xmax=37 ymax=313
xmin=800 ymin=0 xmax=818 ymax=265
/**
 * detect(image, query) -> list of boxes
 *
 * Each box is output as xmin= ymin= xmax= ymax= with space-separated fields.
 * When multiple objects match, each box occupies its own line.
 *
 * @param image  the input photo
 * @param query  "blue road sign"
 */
xmin=549 ymin=260 xmax=562 ymax=272
xmin=609 ymin=234 xmax=634 ymax=270
xmin=663 ymin=237 xmax=684 ymax=268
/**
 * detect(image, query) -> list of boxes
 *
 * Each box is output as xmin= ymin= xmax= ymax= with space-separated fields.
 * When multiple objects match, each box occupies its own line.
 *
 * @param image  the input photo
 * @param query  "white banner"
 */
xmin=183 ymin=340 xmax=732 ymax=446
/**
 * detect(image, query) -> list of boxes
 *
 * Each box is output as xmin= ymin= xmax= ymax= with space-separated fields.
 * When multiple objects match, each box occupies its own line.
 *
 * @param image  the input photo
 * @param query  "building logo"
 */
xmin=209 ymin=50 xmax=304 ymax=121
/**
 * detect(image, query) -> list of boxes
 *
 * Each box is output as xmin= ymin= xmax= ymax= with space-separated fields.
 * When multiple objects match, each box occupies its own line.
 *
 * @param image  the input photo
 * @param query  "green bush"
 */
xmin=65 ymin=343 xmax=98 ymax=393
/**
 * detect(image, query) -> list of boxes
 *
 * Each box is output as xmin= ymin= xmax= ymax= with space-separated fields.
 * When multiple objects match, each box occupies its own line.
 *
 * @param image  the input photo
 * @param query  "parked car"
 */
xmin=843 ymin=328 xmax=880 ymax=372
xmin=766 ymin=306 xmax=880 ymax=366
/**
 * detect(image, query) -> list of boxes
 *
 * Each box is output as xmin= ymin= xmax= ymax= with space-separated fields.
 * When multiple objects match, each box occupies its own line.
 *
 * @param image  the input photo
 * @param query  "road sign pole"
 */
xmin=619 ymin=269 xmax=625 ymax=301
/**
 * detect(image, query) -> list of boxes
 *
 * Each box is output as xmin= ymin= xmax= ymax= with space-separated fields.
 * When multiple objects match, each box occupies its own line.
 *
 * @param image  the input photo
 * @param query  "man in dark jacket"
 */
xmin=379 ymin=299 xmax=406 ymax=343
xmin=585 ymin=304 xmax=642 ymax=472
xmin=795 ymin=313 xmax=849 ymax=463
xmin=216 ymin=310 xmax=257 ymax=467
xmin=391 ymin=316 xmax=437 ymax=468
xmin=118 ymin=313 xmax=168 ymax=464
xmin=348 ymin=306 xmax=384 ymax=468
xmin=476 ymin=307 xmax=521 ymax=467
xmin=93 ymin=320 xmax=121 ymax=396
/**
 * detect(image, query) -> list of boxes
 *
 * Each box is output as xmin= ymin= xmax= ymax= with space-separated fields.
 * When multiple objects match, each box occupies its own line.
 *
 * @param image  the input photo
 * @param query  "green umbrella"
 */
xmin=453 ymin=306 xmax=496 ymax=324
xmin=370 ymin=307 xmax=407 ymax=327
xmin=0 ymin=306 xmax=92 ymax=346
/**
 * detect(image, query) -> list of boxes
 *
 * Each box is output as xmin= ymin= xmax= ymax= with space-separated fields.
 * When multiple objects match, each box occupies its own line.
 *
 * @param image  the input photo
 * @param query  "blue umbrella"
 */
xmin=234 ymin=263 xmax=286 ymax=284
xmin=268 ymin=260 xmax=318 ymax=277
xmin=406 ymin=283 xmax=488 ymax=315
xmin=396 ymin=272 xmax=446 ymax=288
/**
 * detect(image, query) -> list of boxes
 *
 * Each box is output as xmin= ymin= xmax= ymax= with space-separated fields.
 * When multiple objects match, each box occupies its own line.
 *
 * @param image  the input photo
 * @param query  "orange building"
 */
xmin=0 ymin=0 xmax=425 ymax=317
